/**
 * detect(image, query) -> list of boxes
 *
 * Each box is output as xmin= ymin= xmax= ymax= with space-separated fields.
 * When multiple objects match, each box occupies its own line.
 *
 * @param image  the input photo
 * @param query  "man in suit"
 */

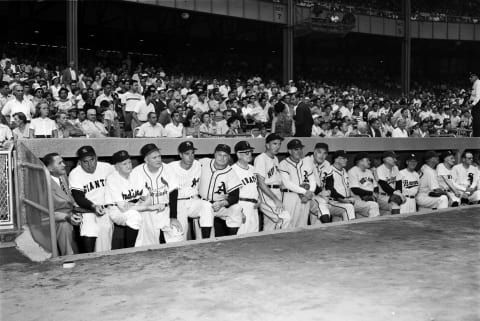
xmin=61 ymin=61 xmax=78 ymax=85
xmin=294 ymin=97 xmax=313 ymax=137
xmin=43 ymin=153 xmax=81 ymax=256
xmin=368 ymin=118 xmax=383 ymax=137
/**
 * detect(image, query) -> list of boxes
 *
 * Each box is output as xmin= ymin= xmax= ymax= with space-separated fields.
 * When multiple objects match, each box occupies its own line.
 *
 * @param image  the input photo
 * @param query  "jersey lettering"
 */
xmin=241 ymin=175 xmax=257 ymax=185
xmin=84 ymin=179 xmax=106 ymax=193
xmin=403 ymin=180 xmax=419 ymax=189
xmin=121 ymin=189 xmax=143 ymax=201
xmin=191 ymin=177 xmax=200 ymax=188
xmin=267 ymin=166 xmax=277 ymax=179
xmin=215 ymin=182 xmax=227 ymax=195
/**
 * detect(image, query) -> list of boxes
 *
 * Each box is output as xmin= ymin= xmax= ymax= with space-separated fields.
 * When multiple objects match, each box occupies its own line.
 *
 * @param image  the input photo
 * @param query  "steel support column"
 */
xmin=67 ymin=0 xmax=78 ymax=69
xmin=283 ymin=0 xmax=294 ymax=83
xmin=401 ymin=0 xmax=411 ymax=96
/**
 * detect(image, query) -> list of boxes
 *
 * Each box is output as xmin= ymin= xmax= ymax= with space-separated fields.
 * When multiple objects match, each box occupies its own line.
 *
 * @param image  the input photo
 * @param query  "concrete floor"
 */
xmin=1 ymin=207 xmax=479 ymax=321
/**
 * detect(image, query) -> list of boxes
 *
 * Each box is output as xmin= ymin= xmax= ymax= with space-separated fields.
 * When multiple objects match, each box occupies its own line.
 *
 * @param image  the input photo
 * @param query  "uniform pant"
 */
xmin=467 ymin=190 xmax=480 ymax=203
xmin=282 ymin=192 xmax=310 ymax=228
xmin=352 ymin=195 xmax=380 ymax=218
xmin=377 ymin=194 xmax=401 ymax=215
xmin=214 ymin=203 xmax=244 ymax=228
xmin=259 ymin=189 xmax=291 ymax=231
xmin=416 ymin=193 xmax=449 ymax=210
xmin=177 ymin=199 xmax=214 ymax=240
xmin=80 ymin=212 xmax=113 ymax=252
xmin=309 ymin=196 xmax=331 ymax=225
xmin=328 ymin=201 xmax=356 ymax=221
xmin=56 ymin=221 xmax=79 ymax=256
xmin=400 ymin=196 xmax=417 ymax=214
xmin=237 ymin=201 xmax=259 ymax=235
xmin=471 ymin=101 xmax=480 ymax=137
xmin=445 ymin=191 xmax=461 ymax=206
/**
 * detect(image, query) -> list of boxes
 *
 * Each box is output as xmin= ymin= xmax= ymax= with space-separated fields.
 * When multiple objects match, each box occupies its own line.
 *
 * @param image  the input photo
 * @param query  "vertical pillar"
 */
xmin=401 ymin=0 xmax=411 ymax=96
xmin=283 ymin=0 xmax=294 ymax=83
xmin=67 ymin=0 xmax=78 ymax=69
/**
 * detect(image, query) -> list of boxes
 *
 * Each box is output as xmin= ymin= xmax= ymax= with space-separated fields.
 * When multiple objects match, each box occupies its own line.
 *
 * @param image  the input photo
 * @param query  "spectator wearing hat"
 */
xmin=416 ymin=151 xmax=449 ymax=210
xmin=31 ymin=87 xmax=45 ymax=110
xmin=164 ymin=109 xmax=184 ymax=138
xmin=347 ymin=152 xmax=381 ymax=218
xmin=396 ymin=154 xmax=420 ymax=213
xmin=437 ymin=150 xmax=462 ymax=206
xmin=311 ymin=114 xmax=323 ymax=136
xmin=469 ymin=72 xmax=480 ymax=136
xmin=376 ymin=151 xmax=403 ymax=215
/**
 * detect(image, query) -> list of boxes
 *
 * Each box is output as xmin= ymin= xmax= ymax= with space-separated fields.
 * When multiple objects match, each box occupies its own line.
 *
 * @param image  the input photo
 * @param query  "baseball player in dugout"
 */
xmin=396 ymin=154 xmax=420 ymax=213
xmin=416 ymin=151 xmax=449 ymax=210
xmin=437 ymin=150 xmax=462 ymax=207
xmin=167 ymin=141 xmax=214 ymax=240
xmin=199 ymin=144 xmax=244 ymax=237
xmin=452 ymin=150 xmax=480 ymax=204
xmin=232 ymin=141 xmax=260 ymax=235
xmin=43 ymin=153 xmax=80 ymax=256
xmin=131 ymin=144 xmax=184 ymax=246
xmin=279 ymin=139 xmax=318 ymax=228
xmin=69 ymin=146 xmax=114 ymax=253
xmin=254 ymin=133 xmax=291 ymax=231
xmin=347 ymin=152 xmax=381 ymax=218
xmin=376 ymin=151 xmax=405 ymax=215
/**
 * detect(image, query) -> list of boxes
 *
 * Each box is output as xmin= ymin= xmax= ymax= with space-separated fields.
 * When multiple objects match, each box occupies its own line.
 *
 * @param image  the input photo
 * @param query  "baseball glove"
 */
xmin=388 ymin=194 xmax=404 ymax=206
xmin=428 ymin=190 xmax=446 ymax=197
xmin=361 ymin=194 xmax=376 ymax=202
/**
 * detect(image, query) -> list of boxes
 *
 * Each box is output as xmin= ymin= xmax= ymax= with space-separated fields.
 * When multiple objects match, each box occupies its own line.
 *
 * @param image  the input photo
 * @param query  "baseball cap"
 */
xmin=287 ymin=139 xmax=304 ymax=150
xmin=314 ymin=142 xmax=329 ymax=151
xmin=76 ymin=146 xmax=96 ymax=159
xmin=140 ymin=143 xmax=160 ymax=158
xmin=178 ymin=141 xmax=197 ymax=153
xmin=441 ymin=150 xmax=455 ymax=160
xmin=354 ymin=152 xmax=370 ymax=164
xmin=332 ymin=150 xmax=347 ymax=160
xmin=266 ymin=133 xmax=284 ymax=143
xmin=112 ymin=150 xmax=130 ymax=164
xmin=382 ymin=151 xmax=397 ymax=159
xmin=235 ymin=141 xmax=254 ymax=153
xmin=423 ymin=150 xmax=439 ymax=161
xmin=405 ymin=153 xmax=418 ymax=162
xmin=214 ymin=144 xmax=231 ymax=154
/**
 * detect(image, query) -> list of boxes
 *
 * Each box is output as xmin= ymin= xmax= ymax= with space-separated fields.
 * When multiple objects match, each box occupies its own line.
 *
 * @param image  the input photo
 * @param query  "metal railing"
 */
xmin=0 ymin=144 xmax=15 ymax=230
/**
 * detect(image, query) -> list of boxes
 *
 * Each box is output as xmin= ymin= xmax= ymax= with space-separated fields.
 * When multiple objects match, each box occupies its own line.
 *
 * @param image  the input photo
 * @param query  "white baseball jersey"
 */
xmin=105 ymin=170 xmax=149 ymax=205
xmin=198 ymin=158 xmax=242 ymax=202
xmin=131 ymin=163 xmax=179 ymax=205
xmin=452 ymin=164 xmax=478 ymax=191
xmin=304 ymin=156 xmax=332 ymax=189
xmin=68 ymin=162 xmax=114 ymax=205
xmin=397 ymin=169 xmax=420 ymax=196
xmin=376 ymin=164 xmax=399 ymax=193
xmin=232 ymin=163 xmax=258 ymax=200
xmin=167 ymin=160 xmax=202 ymax=199
xmin=418 ymin=164 xmax=441 ymax=194
xmin=348 ymin=166 xmax=376 ymax=192
xmin=436 ymin=163 xmax=456 ymax=191
xmin=330 ymin=166 xmax=350 ymax=198
xmin=254 ymin=152 xmax=282 ymax=186
xmin=279 ymin=157 xmax=316 ymax=194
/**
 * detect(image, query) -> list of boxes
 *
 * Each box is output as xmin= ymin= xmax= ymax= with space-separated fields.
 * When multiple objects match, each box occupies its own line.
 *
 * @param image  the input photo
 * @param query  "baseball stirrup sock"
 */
xmin=227 ymin=227 xmax=239 ymax=236
xmin=391 ymin=209 xmax=400 ymax=215
xmin=201 ymin=227 xmax=212 ymax=239
xmin=125 ymin=227 xmax=139 ymax=248
xmin=82 ymin=237 xmax=96 ymax=253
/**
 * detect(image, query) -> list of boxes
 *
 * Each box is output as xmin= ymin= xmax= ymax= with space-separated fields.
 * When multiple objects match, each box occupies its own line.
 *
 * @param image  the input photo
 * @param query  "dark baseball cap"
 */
xmin=405 ymin=153 xmax=418 ymax=162
xmin=77 ymin=145 xmax=96 ymax=159
xmin=265 ymin=133 xmax=284 ymax=143
xmin=112 ymin=150 xmax=130 ymax=164
xmin=382 ymin=151 xmax=397 ymax=159
xmin=354 ymin=152 xmax=370 ymax=164
xmin=178 ymin=141 xmax=197 ymax=153
xmin=215 ymin=144 xmax=231 ymax=154
xmin=140 ymin=143 xmax=160 ymax=158
xmin=314 ymin=142 xmax=329 ymax=151
xmin=441 ymin=150 xmax=455 ymax=160
xmin=235 ymin=141 xmax=254 ymax=153
xmin=333 ymin=150 xmax=347 ymax=160
xmin=423 ymin=150 xmax=440 ymax=161
xmin=287 ymin=139 xmax=304 ymax=150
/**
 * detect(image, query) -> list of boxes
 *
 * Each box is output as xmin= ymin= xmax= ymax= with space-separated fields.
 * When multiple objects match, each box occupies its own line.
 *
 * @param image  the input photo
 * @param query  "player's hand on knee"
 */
xmin=170 ymin=218 xmax=183 ymax=233
xmin=94 ymin=205 xmax=105 ymax=216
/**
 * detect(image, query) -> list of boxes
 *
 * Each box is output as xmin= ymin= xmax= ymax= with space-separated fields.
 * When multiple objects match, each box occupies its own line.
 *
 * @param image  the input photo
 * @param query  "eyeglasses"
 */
xmin=239 ymin=151 xmax=253 ymax=155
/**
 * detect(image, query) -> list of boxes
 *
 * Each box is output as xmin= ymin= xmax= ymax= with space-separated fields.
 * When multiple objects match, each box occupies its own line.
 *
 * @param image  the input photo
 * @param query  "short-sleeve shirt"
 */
xmin=198 ymin=158 xmax=242 ymax=202
xmin=131 ymin=163 xmax=178 ymax=205
xmin=132 ymin=100 xmax=155 ymax=121
xmin=418 ymin=164 xmax=440 ymax=194
xmin=123 ymin=92 xmax=143 ymax=112
xmin=29 ymin=117 xmax=57 ymax=136
xmin=69 ymin=161 xmax=114 ymax=205
xmin=232 ymin=163 xmax=258 ymax=200
xmin=167 ymin=160 xmax=202 ymax=199
xmin=1 ymin=98 xmax=34 ymax=121
xmin=348 ymin=166 xmax=376 ymax=192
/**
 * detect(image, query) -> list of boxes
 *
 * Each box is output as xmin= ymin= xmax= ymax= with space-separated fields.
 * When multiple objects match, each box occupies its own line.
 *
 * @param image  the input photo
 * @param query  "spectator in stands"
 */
xmin=55 ymin=88 xmax=73 ymax=112
xmin=368 ymin=118 xmax=382 ymax=137
xmin=56 ymin=111 xmax=84 ymax=138
xmin=81 ymin=107 xmax=108 ymax=138
xmin=50 ymin=76 xmax=61 ymax=100
xmin=226 ymin=116 xmax=241 ymax=136
xmin=164 ymin=109 xmax=183 ymax=138
xmin=0 ymin=114 xmax=13 ymax=147
xmin=12 ymin=112 xmax=30 ymax=139
xmin=94 ymin=81 xmax=115 ymax=107
xmin=469 ymin=72 xmax=480 ymax=137
xmin=411 ymin=120 xmax=430 ymax=138
xmin=29 ymin=101 xmax=58 ymax=138
xmin=182 ymin=110 xmax=200 ymax=138
xmin=31 ymin=87 xmax=44 ymax=110
xmin=199 ymin=111 xmax=214 ymax=137
xmin=61 ymin=60 xmax=77 ymax=85
xmin=132 ymin=90 xmax=155 ymax=131
xmin=136 ymin=112 xmax=164 ymax=138
xmin=122 ymin=80 xmax=143 ymax=136
xmin=0 ymin=81 xmax=11 ymax=110
xmin=392 ymin=119 xmax=409 ymax=137
xmin=100 ymin=100 xmax=119 ymax=137
xmin=1 ymin=84 xmax=35 ymax=123
xmin=294 ymin=97 xmax=313 ymax=137
xmin=271 ymin=102 xmax=294 ymax=137
xmin=311 ymin=115 xmax=323 ymax=136
xmin=159 ymin=100 xmax=176 ymax=127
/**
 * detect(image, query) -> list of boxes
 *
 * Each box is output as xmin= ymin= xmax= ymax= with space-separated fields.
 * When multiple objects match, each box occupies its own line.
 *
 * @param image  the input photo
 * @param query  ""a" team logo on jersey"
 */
xmin=191 ymin=178 xmax=199 ymax=188
xmin=215 ymin=182 xmax=227 ymax=195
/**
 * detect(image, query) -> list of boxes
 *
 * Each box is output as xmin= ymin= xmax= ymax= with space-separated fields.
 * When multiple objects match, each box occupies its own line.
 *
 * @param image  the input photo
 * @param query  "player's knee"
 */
xmin=438 ymin=195 xmax=449 ymax=209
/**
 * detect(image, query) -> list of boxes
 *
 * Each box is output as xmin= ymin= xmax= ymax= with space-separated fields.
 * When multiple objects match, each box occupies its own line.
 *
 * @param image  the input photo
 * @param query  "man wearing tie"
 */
xmin=43 ymin=153 xmax=81 ymax=256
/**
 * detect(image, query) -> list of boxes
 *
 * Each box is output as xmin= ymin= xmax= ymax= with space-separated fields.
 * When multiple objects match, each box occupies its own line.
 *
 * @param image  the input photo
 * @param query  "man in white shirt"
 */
xmin=94 ymin=82 xmax=115 ymax=107
xmin=164 ymin=110 xmax=183 ymax=138
xmin=132 ymin=90 xmax=155 ymax=130
xmin=469 ymin=72 xmax=480 ymax=137
xmin=122 ymin=80 xmax=143 ymax=136
xmin=392 ymin=119 xmax=409 ymax=137
xmin=136 ymin=112 xmax=164 ymax=138
xmin=1 ymin=84 xmax=35 ymax=123
xmin=81 ymin=108 xmax=108 ymax=138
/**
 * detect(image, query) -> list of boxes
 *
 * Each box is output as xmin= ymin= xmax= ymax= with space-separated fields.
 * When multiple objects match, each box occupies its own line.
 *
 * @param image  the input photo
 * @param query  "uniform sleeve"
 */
xmin=436 ymin=164 xmax=448 ymax=176
xmin=68 ymin=169 xmax=84 ymax=191
xmin=428 ymin=169 xmax=441 ymax=190
xmin=348 ymin=168 xmax=360 ymax=188
xmin=165 ymin=170 xmax=180 ymax=192
xmin=226 ymin=169 xmax=242 ymax=193
xmin=279 ymin=161 xmax=307 ymax=194
xmin=253 ymin=155 xmax=267 ymax=178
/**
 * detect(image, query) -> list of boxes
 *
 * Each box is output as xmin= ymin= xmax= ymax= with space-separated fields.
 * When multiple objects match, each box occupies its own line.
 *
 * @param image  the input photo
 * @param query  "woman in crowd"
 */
xmin=0 ymin=114 xmax=13 ymax=148
xmin=12 ymin=112 xmax=30 ymax=139
xmin=32 ymin=88 xmax=44 ymax=110
xmin=271 ymin=102 xmax=294 ymax=137
xmin=29 ymin=101 xmax=58 ymax=138
xmin=182 ymin=110 xmax=201 ymax=138
xmin=225 ymin=115 xmax=241 ymax=136
xmin=199 ymin=111 xmax=214 ymax=137
xmin=50 ymin=75 xmax=62 ymax=100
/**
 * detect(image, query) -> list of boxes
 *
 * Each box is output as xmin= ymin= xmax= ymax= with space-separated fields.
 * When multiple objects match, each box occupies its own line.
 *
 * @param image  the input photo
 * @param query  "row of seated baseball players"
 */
xmin=44 ymin=133 xmax=480 ymax=255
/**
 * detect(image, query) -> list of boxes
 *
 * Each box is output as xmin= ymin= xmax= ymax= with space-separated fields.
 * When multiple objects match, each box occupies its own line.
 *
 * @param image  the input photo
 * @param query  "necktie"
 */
xmin=59 ymin=177 xmax=69 ymax=196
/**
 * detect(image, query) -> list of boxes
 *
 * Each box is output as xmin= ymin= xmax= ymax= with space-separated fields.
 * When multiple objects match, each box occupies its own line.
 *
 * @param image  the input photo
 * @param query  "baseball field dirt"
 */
xmin=1 ymin=207 xmax=479 ymax=321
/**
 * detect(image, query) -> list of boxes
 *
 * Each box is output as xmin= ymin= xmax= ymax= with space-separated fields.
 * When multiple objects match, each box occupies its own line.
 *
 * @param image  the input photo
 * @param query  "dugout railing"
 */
xmin=13 ymin=137 xmax=480 ymax=258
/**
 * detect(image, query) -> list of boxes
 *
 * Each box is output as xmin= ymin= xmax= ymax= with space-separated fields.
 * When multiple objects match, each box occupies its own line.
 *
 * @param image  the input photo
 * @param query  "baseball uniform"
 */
xmin=375 ymin=164 xmax=400 ymax=215
xmin=254 ymin=152 xmax=291 ymax=231
xmin=348 ymin=165 xmax=381 ymax=218
xmin=452 ymin=163 xmax=480 ymax=203
xmin=130 ymin=163 xmax=184 ymax=245
xmin=232 ymin=163 xmax=259 ymax=234
xmin=437 ymin=163 xmax=461 ymax=205
xmin=279 ymin=157 xmax=317 ymax=228
xmin=199 ymin=158 xmax=243 ymax=228
xmin=397 ymin=169 xmax=420 ymax=213
xmin=416 ymin=164 xmax=449 ymax=209
xmin=167 ymin=160 xmax=214 ymax=240
xmin=69 ymin=161 xmax=114 ymax=252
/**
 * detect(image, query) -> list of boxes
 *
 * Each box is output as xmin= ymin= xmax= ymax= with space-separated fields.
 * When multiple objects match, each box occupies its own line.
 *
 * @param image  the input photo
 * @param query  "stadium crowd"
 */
xmin=0 ymin=53 xmax=478 ymax=146
xmin=44 ymin=137 xmax=480 ymax=256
